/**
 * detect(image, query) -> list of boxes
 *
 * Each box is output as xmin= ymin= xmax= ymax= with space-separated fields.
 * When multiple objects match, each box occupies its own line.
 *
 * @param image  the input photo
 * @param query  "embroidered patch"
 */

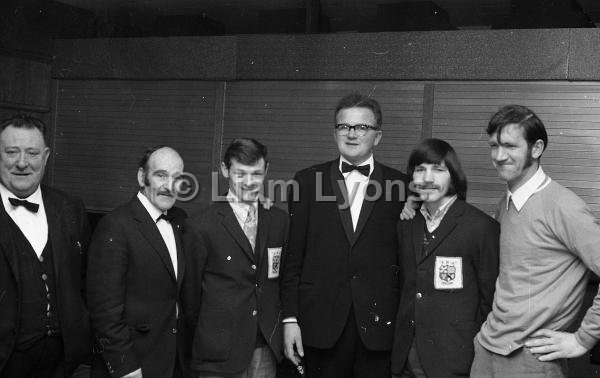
xmin=434 ymin=256 xmax=463 ymax=290
xmin=267 ymin=247 xmax=282 ymax=279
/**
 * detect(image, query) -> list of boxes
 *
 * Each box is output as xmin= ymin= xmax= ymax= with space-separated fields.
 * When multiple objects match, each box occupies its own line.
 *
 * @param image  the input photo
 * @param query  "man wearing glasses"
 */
xmin=281 ymin=93 xmax=408 ymax=377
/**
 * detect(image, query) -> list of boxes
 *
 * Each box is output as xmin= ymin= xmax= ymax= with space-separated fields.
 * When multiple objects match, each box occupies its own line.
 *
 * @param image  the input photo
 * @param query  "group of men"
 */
xmin=1 ymin=92 xmax=600 ymax=378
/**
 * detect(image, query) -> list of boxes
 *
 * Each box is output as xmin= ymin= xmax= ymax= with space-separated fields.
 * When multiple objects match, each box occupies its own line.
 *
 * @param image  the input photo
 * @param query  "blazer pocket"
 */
xmin=132 ymin=323 xmax=152 ymax=333
xmin=193 ymin=309 xmax=232 ymax=362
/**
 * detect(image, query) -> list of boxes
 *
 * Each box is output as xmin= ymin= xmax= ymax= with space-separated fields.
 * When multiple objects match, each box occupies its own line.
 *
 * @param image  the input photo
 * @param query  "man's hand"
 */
xmin=400 ymin=195 xmax=422 ymax=220
xmin=258 ymin=193 xmax=273 ymax=210
xmin=524 ymin=329 xmax=588 ymax=361
xmin=283 ymin=322 xmax=304 ymax=366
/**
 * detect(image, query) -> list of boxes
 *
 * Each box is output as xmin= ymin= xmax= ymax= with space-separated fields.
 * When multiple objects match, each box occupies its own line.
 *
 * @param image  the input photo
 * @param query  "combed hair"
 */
xmin=223 ymin=138 xmax=268 ymax=169
xmin=0 ymin=113 xmax=47 ymax=143
xmin=334 ymin=93 xmax=382 ymax=129
xmin=487 ymin=104 xmax=548 ymax=152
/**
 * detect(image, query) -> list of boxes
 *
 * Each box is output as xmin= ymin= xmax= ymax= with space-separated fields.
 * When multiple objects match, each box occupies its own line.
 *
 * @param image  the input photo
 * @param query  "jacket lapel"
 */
xmin=43 ymin=190 xmax=69 ymax=285
xmin=131 ymin=197 xmax=177 ymax=281
xmin=218 ymin=202 xmax=255 ymax=263
xmin=0 ymin=193 xmax=20 ymax=283
xmin=411 ymin=212 xmax=426 ymax=265
xmin=172 ymin=220 xmax=185 ymax=289
xmin=329 ymin=159 xmax=354 ymax=244
xmin=417 ymin=199 xmax=464 ymax=263
xmin=255 ymin=206 xmax=270 ymax=274
xmin=353 ymin=162 xmax=382 ymax=243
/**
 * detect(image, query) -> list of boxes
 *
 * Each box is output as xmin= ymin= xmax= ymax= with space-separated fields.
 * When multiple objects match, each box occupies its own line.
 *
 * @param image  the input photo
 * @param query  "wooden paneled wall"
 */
xmin=50 ymin=79 xmax=600 ymax=218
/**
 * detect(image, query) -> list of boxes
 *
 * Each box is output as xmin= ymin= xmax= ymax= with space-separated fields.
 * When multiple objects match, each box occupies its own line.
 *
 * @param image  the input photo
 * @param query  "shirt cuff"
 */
xmin=122 ymin=368 xmax=142 ymax=378
xmin=575 ymin=328 xmax=597 ymax=351
xmin=282 ymin=317 xmax=298 ymax=323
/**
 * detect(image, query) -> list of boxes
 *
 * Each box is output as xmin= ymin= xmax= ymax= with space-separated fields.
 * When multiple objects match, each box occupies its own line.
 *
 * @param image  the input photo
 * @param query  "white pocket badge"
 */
xmin=434 ymin=256 xmax=463 ymax=290
xmin=267 ymin=247 xmax=282 ymax=279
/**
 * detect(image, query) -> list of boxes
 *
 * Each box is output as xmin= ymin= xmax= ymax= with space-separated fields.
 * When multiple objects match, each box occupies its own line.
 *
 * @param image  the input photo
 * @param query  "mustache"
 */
xmin=413 ymin=184 xmax=440 ymax=190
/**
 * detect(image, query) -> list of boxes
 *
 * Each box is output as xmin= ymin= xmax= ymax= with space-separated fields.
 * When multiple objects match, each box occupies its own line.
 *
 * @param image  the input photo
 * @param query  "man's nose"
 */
xmin=15 ymin=153 xmax=28 ymax=169
xmin=494 ymin=147 xmax=508 ymax=162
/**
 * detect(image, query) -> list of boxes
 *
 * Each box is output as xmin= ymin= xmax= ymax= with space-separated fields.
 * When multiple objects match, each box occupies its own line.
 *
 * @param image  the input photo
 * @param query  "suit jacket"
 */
xmin=183 ymin=201 xmax=288 ymax=374
xmin=0 ymin=185 xmax=91 ymax=373
xmin=87 ymin=196 xmax=187 ymax=378
xmin=280 ymin=159 xmax=408 ymax=351
xmin=391 ymin=199 xmax=499 ymax=377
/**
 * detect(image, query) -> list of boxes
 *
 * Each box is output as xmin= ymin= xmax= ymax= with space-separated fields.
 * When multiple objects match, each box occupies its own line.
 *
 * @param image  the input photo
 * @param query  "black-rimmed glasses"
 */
xmin=335 ymin=123 xmax=380 ymax=136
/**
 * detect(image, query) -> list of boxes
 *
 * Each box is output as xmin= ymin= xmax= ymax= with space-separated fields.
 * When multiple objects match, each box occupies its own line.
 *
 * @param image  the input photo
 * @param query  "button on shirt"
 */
xmin=137 ymin=192 xmax=178 ymax=279
xmin=0 ymin=183 xmax=48 ymax=257
xmin=339 ymin=155 xmax=374 ymax=231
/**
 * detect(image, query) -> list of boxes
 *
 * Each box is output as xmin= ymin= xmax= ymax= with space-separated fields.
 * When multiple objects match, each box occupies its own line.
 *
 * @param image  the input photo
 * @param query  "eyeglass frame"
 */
xmin=334 ymin=123 xmax=381 ymax=136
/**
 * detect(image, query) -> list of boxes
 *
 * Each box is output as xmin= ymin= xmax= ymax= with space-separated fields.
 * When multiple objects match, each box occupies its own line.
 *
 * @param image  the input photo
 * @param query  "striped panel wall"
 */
xmin=433 ymin=82 xmax=600 ymax=217
xmin=221 ymin=81 xmax=424 ymax=204
xmin=52 ymin=80 xmax=216 ymax=215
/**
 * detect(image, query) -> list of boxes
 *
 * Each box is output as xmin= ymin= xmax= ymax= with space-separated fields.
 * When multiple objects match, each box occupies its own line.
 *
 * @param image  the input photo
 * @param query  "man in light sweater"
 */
xmin=470 ymin=105 xmax=600 ymax=377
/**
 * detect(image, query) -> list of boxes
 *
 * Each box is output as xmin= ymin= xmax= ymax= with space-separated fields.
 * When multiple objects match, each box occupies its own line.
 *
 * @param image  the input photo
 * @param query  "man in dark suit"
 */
xmin=184 ymin=138 xmax=288 ymax=378
xmin=87 ymin=146 xmax=187 ymax=378
xmin=392 ymin=138 xmax=499 ymax=378
xmin=281 ymin=93 xmax=408 ymax=378
xmin=0 ymin=114 xmax=91 ymax=377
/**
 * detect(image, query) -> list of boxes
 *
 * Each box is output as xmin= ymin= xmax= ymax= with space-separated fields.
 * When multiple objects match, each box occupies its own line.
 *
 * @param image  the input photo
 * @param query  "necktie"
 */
xmin=243 ymin=206 xmax=257 ymax=251
xmin=9 ymin=197 xmax=39 ymax=213
xmin=341 ymin=161 xmax=370 ymax=176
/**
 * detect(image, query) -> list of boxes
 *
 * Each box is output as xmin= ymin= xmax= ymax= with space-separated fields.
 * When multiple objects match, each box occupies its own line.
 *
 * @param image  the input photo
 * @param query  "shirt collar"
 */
xmin=506 ymin=167 xmax=551 ymax=211
xmin=0 ymin=182 xmax=43 ymax=212
xmin=137 ymin=191 xmax=165 ymax=222
xmin=226 ymin=190 xmax=258 ymax=220
xmin=420 ymin=195 xmax=457 ymax=223
xmin=339 ymin=154 xmax=374 ymax=176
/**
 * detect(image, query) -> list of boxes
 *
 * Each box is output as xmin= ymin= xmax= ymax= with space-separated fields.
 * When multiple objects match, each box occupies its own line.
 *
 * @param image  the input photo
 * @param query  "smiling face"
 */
xmin=221 ymin=157 xmax=267 ymax=204
xmin=0 ymin=125 xmax=50 ymax=198
xmin=488 ymin=123 xmax=543 ymax=191
xmin=334 ymin=107 xmax=382 ymax=165
xmin=412 ymin=161 xmax=452 ymax=212
xmin=137 ymin=147 xmax=184 ymax=212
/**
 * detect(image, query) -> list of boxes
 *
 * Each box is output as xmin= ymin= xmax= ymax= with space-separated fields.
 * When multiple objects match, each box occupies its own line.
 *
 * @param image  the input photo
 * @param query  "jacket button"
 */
xmin=41 ymin=273 xmax=48 ymax=281
xmin=39 ymin=256 xmax=44 ymax=262
xmin=252 ymin=310 xmax=258 ymax=316
xmin=172 ymin=328 xmax=177 ymax=334
xmin=416 ymin=292 xmax=423 ymax=300
xmin=251 ymin=265 xmax=257 ymax=270
xmin=410 ymin=320 xmax=415 ymax=327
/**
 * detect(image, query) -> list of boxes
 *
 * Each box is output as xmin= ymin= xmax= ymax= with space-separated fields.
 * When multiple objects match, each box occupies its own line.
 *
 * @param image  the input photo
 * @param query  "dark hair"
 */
xmin=407 ymin=138 xmax=467 ymax=201
xmin=0 ymin=114 xmax=47 ymax=144
xmin=223 ymin=138 xmax=268 ymax=169
xmin=334 ymin=93 xmax=382 ymax=129
xmin=138 ymin=145 xmax=169 ymax=170
xmin=487 ymin=105 xmax=548 ymax=152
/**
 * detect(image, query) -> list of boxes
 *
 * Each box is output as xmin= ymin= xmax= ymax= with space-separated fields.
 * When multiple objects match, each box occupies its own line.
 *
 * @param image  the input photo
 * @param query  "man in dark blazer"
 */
xmin=87 ymin=146 xmax=188 ymax=378
xmin=281 ymin=93 xmax=408 ymax=377
xmin=392 ymin=139 xmax=499 ymax=378
xmin=184 ymin=138 xmax=288 ymax=378
xmin=0 ymin=114 xmax=91 ymax=377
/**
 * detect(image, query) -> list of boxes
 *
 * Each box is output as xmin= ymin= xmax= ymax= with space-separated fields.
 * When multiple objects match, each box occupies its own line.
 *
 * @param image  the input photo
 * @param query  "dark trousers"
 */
xmin=303 ymin=309 xmax=390 ymax=378
xmin=1 ymin=336 xmax=65 ymax=378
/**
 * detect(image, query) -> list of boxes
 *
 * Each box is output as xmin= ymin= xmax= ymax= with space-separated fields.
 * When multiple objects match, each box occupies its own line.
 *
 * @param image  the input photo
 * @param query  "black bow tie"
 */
xmin=156 ymin=212 xmax=175 ymax=223
xmin=8 ymin=197 xmax=39 ymax=213
xmin=341 ymin=161 xmax=370 ymax=176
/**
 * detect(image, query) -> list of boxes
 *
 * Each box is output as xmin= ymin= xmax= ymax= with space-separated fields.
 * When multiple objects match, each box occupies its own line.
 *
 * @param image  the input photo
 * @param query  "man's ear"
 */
xmin=220 ymin=162 xmax=229 ymax=178
xmin=137 ymin=167 xmax=145 ymax=188
xmin=531 ymin=139 xmax=544 ymax=159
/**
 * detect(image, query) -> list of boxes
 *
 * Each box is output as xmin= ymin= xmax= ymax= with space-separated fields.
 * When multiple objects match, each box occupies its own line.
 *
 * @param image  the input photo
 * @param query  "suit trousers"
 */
xmin=470 ymin=338 xmax=566 ymax=378
xmin=304 ymin=308 xmax=390 ymax=378
xmin=1 ymin=336 xmax=65 ymax=378
xmin=393 ymin=340 xmax=427 ymax=378
xmin=196 ymin=346 xmax=276 ymax=378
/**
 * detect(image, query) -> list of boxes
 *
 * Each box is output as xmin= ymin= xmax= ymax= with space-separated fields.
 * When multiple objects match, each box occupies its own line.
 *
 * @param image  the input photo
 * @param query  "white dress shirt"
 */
xmin=506 ymin=167 xmax=551 ymax=211
xmin=0 ymin=183 xmax=48 ymax=258
xmin=339 ymin=155 xmax=374 ymax=230
xmin=137 ymin=192 xmax=178 ymax=279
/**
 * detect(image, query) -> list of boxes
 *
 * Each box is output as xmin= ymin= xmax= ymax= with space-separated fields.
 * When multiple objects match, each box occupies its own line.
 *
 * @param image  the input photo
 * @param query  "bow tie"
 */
xmin=9 ymin=197 xmax=39 ymax=213
xmin=341 ymin=161 xmax=370 ymax=176
xmin=156 ymin=212 xmax=175 ymax=223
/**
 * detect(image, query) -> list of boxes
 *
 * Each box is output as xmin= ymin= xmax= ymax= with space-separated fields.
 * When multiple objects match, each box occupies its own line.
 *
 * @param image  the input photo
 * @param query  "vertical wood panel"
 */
xmin=53 ymin=80 xmax=217 ymax=216
xmin=433 ymin=82 xmax=600 ymax=217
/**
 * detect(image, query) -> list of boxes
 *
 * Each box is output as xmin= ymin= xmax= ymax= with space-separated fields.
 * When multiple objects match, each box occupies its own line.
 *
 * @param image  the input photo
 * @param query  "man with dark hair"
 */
xmin=87 ymin=146 xmax=188 ymax=378
xmin=392 ymin=138 xmax=499 ymax=377
xmin=0 ymin=114 xmax=91 ymax=377
xmin=281 ymin=93 xmax=408 ymax=377
xmin=470 ymin=105 xmax=600 ymax=377
xmin=185 ymin=138 xmax=288 ymax=378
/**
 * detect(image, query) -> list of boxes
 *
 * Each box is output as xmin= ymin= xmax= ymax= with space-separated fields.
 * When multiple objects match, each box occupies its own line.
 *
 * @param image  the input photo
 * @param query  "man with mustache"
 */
xmin=281 ymin=93 xmax=408 ymax=377
xmin=392 ymin=138 xmax=499 ymax=378
xmin=469 ymin=105 xmax=600 ymax=377
xmin=184 ymin=138 xmax=288 ymax=378
xmin=0 ymin=114 xmax=91 ymax=377
xmin=87 ymin=146 xmax=188 ymax=378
